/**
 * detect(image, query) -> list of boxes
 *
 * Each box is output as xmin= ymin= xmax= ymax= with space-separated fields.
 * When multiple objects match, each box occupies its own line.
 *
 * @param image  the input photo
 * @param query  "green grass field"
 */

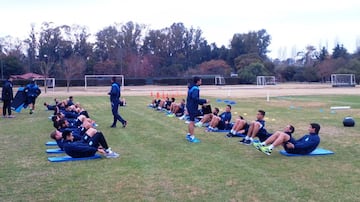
xmin=1 ymin=94 xmax=360 ymax=201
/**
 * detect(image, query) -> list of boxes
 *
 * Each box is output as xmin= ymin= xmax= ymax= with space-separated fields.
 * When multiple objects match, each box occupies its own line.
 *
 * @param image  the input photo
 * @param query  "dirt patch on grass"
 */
xmin=36 ymin=83 xmax=360 ymax=98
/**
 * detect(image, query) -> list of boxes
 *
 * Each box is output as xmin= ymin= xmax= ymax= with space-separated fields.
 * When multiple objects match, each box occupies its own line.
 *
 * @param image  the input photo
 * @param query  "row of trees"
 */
xmin=1 ymin=21 xmax=360 ymax=85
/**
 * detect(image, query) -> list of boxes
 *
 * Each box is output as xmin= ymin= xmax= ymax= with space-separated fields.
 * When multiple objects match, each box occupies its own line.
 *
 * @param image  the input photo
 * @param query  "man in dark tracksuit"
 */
xmin=258 ymin=123 xmax=320 ymax=155
xmin=1 ymin=77 xmax=14 ymax=118
xmin=109 ymin=77 xmax=127 ymax=128
xmin=61 ymin=128 xmax=119 ymax=158
xmin=186 ymin=76 xmax=208 ymax=143
xmin=284 ymin=123 xmax=321 ymax=154
xmin=24 ymin=80 xmax=41 ymax=114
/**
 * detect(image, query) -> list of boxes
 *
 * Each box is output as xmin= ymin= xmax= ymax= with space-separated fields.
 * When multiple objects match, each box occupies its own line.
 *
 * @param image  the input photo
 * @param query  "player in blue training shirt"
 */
xmin=258 ymin=123 xmax=320 ymax=155
xmin=207 ymin=104 xmax=232 ymax=131
xmin=24 ymin=80 xmax=41 ymax=114
xmin=240 ymin=110 xmax=269 ymax=145
xmin=109 ymin=77 xmax=127 ymax=128
xmin=186 ymin=76 xmax=209 ymax=143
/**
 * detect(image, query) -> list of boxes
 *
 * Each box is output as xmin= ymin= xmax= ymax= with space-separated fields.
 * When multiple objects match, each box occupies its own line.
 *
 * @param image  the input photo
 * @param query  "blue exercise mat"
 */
xmin=48 ymin=154 xmax=102 ymax=162
xmin=45 ymin=141 xmax=57 ymax=146
xmin=206 ymin=128 xmax=230 ymax=133
xmin=46 ymin=148 xmax=64 ymax=154
xmin=279 ymin=148 xmax=334 ymax=157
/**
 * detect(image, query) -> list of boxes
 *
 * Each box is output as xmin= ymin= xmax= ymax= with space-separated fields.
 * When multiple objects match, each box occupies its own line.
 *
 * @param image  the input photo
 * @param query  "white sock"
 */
xmin=269 ymin=144 xmax=274 ymax=150
xmin=249 ymin=137 xmax=253 ymax=141
xmin=231 ymin=130 xmax=236 ymax=134
xmin=245 ymin=136 xmax=250 ymax=140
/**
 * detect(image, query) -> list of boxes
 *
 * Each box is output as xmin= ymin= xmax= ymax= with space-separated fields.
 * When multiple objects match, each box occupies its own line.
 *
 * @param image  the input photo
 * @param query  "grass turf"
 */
xmin=0 ymin=95 xmax=360 ymax=201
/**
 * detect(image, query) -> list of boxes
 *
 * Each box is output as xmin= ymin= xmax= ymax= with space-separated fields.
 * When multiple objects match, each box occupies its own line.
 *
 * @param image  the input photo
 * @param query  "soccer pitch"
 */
xmin=1 ymin=85 xmax=360 ymax=201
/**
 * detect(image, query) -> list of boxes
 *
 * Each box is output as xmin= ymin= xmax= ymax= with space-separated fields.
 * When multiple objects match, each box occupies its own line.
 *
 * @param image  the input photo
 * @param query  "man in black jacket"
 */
xmin=1 ymin=76 xmax=14 ymax=118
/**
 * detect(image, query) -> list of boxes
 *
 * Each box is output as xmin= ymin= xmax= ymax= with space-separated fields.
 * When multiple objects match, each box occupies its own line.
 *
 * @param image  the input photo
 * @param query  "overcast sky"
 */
xmin=1 ymin=0 xmax=359 ymax=59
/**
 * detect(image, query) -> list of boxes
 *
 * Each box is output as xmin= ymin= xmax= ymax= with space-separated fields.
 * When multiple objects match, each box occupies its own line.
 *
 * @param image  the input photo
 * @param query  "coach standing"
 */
xmin=2 ymin=76 xmax=14 ymax=118
xmin=109 ymin=76 xmax=127 ymax=128
xmin=186 ymin=76 xmax=208 ymax=143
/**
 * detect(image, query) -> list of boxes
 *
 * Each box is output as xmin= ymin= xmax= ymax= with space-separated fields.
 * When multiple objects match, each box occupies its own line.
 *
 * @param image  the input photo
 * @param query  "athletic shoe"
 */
xmin=178 ymin=115 xmax=186 ymax=120
xmin=7 ymin=115 xmax=16 ymax=118
xmin=260 ymin=146 xmax=272 ymax=155
xmin=195 ymin=122 xmax=203 ymax=127
xmin=239 ymin=138 xmax=246 ymax=143
xmin=167 ymin=113 xmax=175 ymax=117
xmin=225 ymin=133 xmax=233 ymax=138
xmin=253 ymin=142 xmax=262 ymax=150
xmin=105 ymin=148 xmax=120 ymax=158
xmin=122 ymin=121 xmax=127 ymax=128
xmin=189 ymin=137 xmax=200 ymax=143
xmin=105 ymin=151 xmax=120 ymax=158
xmin=110 ymin=125 xmax=116 ymax=128
xmin=242 ymin=139 xmax=252 ymax=145
xmin=186 ymin=134 xmax=191 ymax=141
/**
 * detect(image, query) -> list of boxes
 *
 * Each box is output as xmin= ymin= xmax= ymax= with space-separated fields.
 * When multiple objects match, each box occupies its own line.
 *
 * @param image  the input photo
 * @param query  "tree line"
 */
xmin=1 ymin=21 xmax=360 ymax=84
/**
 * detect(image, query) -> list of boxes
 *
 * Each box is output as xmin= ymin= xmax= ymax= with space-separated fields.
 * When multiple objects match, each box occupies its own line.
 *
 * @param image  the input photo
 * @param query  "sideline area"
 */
xmin=28 ymin=83 xmax=360 ymax=98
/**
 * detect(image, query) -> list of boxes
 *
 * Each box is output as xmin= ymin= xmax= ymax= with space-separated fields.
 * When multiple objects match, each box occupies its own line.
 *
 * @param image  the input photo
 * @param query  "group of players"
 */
xmin=3 ymin=75 xmax=321 ymax=158
xmin=48 ymin=96 xmax=120 ymax=158
xmin=149 ymin=76 xmax=321 ymax=156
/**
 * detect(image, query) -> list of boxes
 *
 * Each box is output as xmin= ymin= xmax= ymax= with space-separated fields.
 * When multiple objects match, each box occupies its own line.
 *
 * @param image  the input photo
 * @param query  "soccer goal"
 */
xmin=257 ymin=76 xmax=276 ymax=86
xmin=33 ymin=77 xmax=55 ymax=91
xmin=84 ymin=75 xmax=124 ymax=89
xmin=215 ymin=75 xmax=225 ymax=85
xmin=331 ymin=74 xmax=356 ymax=87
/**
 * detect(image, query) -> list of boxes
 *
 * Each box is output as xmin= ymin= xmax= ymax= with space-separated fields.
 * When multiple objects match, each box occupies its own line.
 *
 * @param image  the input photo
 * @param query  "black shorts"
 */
xmin=257 ymin=131 xmax=271 ymax=142
xmin=27 ymin=96 xmax=36 ymax=105
xmin=189 ymin=110 xmax=202 ymax=121
xmin=218 ymin=121 xmax=232 ymax=130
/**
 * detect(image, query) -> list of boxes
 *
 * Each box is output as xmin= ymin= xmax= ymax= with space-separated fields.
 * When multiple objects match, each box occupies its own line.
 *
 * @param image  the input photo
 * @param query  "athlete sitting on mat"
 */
xmin=206 ymin=105 xmax=232 ymax=131
xmin=226 ymin=116 xmax=249 ymax=137
xmin=195 ymin=107 xmax=219 ymax=127
xmin=254 ymin=123 xmax=320 ymax=155
xmin=61 ymin=128 xmax=119 ymax=158
xmin=167 ymin=98 xmax=186 ymax=117
xmin=239 ymin=110 xmax=270 ymax=145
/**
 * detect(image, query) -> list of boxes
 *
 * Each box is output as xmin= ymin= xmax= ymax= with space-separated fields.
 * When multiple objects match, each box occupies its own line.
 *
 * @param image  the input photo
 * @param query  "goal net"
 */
xmin=215 ymin=76 xmax=225 ymax=85
xmin=257 ymin=76 xmax=276 ymax=86
xmin=84 ymin=75 xmax=124 ymax=89
xmin=33 ymin=78 xmax=55 ymax=91
xmin=331 ymin=74 xmax=356 ymax=87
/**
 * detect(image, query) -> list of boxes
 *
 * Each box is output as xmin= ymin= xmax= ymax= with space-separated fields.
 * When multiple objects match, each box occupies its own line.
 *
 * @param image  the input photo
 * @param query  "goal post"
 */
xmin=215 ymin=75 xmax=225 ymax=85
xmin=84 ymin=75 xmax=124 ymax=89
xmin=33 ymin=77 xmax=55 ymax=91
xmin=257 ymin=76 xmax=276 ymax=86
xmin=331 ymin=74 xmax=356 ymax=87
